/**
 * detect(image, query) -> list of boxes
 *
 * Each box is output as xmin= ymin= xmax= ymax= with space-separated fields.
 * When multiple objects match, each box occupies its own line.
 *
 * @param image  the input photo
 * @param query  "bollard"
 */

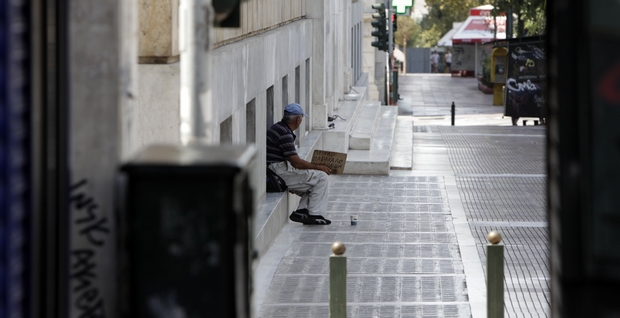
xmin=451 ymin=102 xmax=455 ymax=126
xmin=487 ymin=231 xmax=504 ymax=318
xmin=330 ymin=242 xmax=347 ymax=318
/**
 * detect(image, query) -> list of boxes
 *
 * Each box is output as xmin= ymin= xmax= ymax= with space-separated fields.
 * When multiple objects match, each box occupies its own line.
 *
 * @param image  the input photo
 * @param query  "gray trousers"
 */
xmin=268 ymin=161 xmax=329 ymax=215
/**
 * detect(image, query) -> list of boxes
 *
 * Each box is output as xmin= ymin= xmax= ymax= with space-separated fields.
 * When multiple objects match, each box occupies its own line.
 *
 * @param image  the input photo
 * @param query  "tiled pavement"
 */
xmin=439 ymin=125 xmax=549 ymax=317
xmin=254 ymin=74 xmax=549 ymax=317
xmin=257 ymin=176 xmax=473 ymax=318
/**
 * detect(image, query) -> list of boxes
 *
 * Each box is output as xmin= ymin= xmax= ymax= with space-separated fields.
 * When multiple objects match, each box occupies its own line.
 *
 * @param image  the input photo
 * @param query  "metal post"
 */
xmin=384 ymin=65 xmax=388 ymax=105
xmin=330 ymin=242 xmax=347 ymax=318
xmin=387 ymin=0 xmax=393 ymax=76
xmin=487 ymin=231 xmax=504 ymax=318
xmin=451 ymin=102 xmax=455 ymax=126
xmin=386 ymin=0 xmax=393 ymax=105
xmin=392 ymin=70 xmax=398 ymax=105
xmin=180 ymin=0 xmax=214 ymax=144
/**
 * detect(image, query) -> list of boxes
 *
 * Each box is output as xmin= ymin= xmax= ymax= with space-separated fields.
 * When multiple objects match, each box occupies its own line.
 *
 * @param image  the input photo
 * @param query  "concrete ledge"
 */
xmin=344 ymin=106 xmax=398 ymax=175
xmin=349 ymin=101 xmax=381 ymax=150
xmin=390 ymin=116 xmax=413 ymax=170
xmin=253 ymin=128 xmax=322 ymax=257
xmin=254 ymin=192 xmax=288 ymax=258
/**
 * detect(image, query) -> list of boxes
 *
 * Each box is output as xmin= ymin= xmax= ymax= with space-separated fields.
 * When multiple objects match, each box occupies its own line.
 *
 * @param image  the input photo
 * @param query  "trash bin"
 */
xmin=119 ymin=144 xmax=255 ymax=318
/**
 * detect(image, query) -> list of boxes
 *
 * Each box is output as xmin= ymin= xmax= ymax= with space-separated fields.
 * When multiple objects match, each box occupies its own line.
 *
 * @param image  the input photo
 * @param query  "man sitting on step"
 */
xmin=267 ymin=103 xmax=332 ymax=225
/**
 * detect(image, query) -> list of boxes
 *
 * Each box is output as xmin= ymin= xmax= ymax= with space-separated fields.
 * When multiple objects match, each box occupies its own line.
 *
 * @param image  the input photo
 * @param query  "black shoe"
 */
xmin=290 ymin=209 xmax=331 ymax=225
xmin=294 ymin=209 xmax=326 ymax=219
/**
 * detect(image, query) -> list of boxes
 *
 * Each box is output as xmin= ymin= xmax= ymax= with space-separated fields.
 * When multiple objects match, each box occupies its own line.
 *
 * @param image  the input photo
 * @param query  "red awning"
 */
xmin=451 ymin=15 xmax=506 ymax=44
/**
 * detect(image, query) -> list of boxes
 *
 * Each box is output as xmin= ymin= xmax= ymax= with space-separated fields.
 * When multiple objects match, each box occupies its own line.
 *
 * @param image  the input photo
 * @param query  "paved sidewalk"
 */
xmin=254 ymin=74 xmax=549 ymax=317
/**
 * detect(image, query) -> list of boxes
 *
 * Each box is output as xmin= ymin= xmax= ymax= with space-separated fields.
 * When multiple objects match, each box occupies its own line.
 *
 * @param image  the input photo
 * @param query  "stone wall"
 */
xmin=138 ymin=0 xmax=179 ymax=63
xmin=136 ymin=64 xmax=181 ymax=150
xmin=211 ymin=19 xmax=313 ymax=197
xmin=363 ymin=0 xmax=383 ymax=101
xmin=68 ymin=0 xmax=137 ymax=316
xmin=214 ymin=0 xmax=306 ymax=45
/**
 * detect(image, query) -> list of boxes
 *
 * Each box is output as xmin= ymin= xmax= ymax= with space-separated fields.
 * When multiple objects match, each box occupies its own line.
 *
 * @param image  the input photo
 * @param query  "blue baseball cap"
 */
xmin=284 ymin=103 xmax=305 ymax=116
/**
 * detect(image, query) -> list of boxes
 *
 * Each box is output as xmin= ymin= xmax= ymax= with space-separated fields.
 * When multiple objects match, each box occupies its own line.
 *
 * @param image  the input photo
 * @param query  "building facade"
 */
xmin=1 ymin=0 xmax=370 ymax=316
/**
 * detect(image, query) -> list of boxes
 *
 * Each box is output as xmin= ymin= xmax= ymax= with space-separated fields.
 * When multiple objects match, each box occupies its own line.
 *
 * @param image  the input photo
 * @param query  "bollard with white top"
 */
xmin=330 ymin=242 xmax=347 ymax=318
xmin=487 ymin=230 xmax=504 ymax=318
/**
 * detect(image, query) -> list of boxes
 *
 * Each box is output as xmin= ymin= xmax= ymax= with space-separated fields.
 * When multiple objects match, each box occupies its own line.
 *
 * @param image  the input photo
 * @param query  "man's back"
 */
xmin=266 ymin=121 xmax=296 ymax=164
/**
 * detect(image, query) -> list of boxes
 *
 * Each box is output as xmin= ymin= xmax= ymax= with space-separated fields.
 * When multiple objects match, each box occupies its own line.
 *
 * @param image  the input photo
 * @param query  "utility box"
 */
xmin=119 ymin=144 xmax=255 ymax=318
xmin=491 ymin=47 xmax=508 ymax=105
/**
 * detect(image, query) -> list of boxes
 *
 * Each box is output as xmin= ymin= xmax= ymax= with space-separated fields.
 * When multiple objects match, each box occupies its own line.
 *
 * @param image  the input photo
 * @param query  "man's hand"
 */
xmin=317 ymin=165 xmax=331 ymax=175
xmin=289 ymin=155 xmax=332 ymax=175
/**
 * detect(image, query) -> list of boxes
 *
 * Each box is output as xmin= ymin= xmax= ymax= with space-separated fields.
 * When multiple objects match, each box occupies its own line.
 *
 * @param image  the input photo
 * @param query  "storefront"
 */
xmin=449 ymin=5 xmax=506 ymax=76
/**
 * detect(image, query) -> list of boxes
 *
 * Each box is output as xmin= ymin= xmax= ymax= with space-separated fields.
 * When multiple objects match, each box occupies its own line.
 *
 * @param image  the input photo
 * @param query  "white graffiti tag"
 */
xmin=506 ymin=78 xmax=540 ymax=92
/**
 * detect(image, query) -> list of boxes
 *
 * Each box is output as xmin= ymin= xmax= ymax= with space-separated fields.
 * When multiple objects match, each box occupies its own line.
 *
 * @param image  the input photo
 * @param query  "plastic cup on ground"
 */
xmin=350 ymin=215 xmax=358 ymax=225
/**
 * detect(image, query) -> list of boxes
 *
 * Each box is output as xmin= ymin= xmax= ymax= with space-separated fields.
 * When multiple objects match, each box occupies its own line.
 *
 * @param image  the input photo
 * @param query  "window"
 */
xmin=220 ymin=115 xmax=233 ymax=144
xmin=246 ymin=99 xmax=256 ymax=144
xmin=282 ymin=75 xmax=288 ymax=108
xmin=305 ymin=58 xmax=310 ymax=132
xmin=267 ymin=86 xmax=274 ymax=127
xmin=295 ymin=66 xmax=300 ymax=104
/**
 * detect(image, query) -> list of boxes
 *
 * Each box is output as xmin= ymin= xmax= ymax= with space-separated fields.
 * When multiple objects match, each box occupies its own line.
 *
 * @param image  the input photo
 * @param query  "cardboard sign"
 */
xmin=311 ymin=150 xmax=347 ymax=174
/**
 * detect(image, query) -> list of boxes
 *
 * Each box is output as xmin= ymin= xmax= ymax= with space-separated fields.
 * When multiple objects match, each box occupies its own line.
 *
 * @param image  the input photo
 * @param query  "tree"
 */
xmin=419 ymin=0 xmax=486 ymax=46
xmin=394 ymin=15 xmax=423 ymax=48
xmin=492 ymin=0 xmax=546 ymax=37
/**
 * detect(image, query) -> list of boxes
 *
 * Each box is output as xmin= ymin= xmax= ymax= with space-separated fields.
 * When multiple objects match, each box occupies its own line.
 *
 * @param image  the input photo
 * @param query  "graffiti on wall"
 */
xmin=451 ymin=43 xmax=493 ymax=74
xmin=70 ymin=179 xmax=110 ymax=317
xmin=451 ymin=45 xmax=474 ymax=71
xmin=505 ymin=41 xmax=546 ymax=118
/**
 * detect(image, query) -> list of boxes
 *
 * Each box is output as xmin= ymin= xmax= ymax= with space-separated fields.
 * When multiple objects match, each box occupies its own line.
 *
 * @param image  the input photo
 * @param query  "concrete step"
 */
xmin=322 ymin=86 xmax=367 ymax=153
xmin=254 ymin=192 xmax=288 ymax=259
xmin=390 ymin=116 xmax=413 ymax=170
xmin=344 ymin=106 xmax=398 ymax=175
xmin=253 ymin=129 xmax=322 ymax=258
xmin=349 ymin=101 xmax=381 ymax=150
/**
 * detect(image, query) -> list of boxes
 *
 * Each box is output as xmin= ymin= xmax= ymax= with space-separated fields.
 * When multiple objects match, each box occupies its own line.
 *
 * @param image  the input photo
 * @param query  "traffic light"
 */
xmin=392 ymin=13 xmax=397 ymax=33
xmin=371 ymin=3 xmax=388 ymax=52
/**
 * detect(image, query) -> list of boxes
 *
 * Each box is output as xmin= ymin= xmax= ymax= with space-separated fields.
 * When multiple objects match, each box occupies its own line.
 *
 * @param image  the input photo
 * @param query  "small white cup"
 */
xmin=350 ymin=215 xmax=358 ymax=225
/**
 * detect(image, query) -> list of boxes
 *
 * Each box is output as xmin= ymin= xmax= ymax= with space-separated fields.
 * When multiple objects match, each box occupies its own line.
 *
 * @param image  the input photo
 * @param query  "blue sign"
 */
xmin=0 ymin=0 xmax=31 ymax=316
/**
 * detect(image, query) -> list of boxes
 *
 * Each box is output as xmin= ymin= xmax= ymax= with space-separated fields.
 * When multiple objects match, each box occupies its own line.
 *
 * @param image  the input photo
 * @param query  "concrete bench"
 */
xmin=253 ymin=128 xmax=322 ymax=258
xmin=349 ymin=101 xmax=381 ymax=150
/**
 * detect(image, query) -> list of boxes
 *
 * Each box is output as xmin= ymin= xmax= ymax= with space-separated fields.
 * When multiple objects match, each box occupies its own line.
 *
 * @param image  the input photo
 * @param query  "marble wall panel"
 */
xmin=138 ymin=0 xmax=179 ymax=63
xmin=211 ymin=20 xmax=312 ymax=144
xmin=136 ymin=63 xmax=181 ymax=150
xmin=68 ymin=0 xmax=137 ymax=316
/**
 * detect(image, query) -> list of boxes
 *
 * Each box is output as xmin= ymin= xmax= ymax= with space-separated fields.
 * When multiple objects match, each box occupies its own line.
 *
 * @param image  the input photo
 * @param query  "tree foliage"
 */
xmin=416 ymin=0 xmax=547 ymax=47
xmin=492 ymin=0 xmax=547 ymax=37
xmin=419 ymin=0 xmax=486 ymax=46
xmin=394 ymin=15 xmax=423 ymax=48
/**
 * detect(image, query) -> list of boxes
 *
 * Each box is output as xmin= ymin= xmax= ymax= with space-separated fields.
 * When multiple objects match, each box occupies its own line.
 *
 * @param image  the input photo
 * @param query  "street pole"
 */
xmin=403 ymin=38 xmax=407 ymax=74
xmin=387 ymin=0 xmax=393 ymax=104
xmin=180 ymin=0 xmax=214 ymax=144
xmin=387 ymin=0 xmax=393 ymax=67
